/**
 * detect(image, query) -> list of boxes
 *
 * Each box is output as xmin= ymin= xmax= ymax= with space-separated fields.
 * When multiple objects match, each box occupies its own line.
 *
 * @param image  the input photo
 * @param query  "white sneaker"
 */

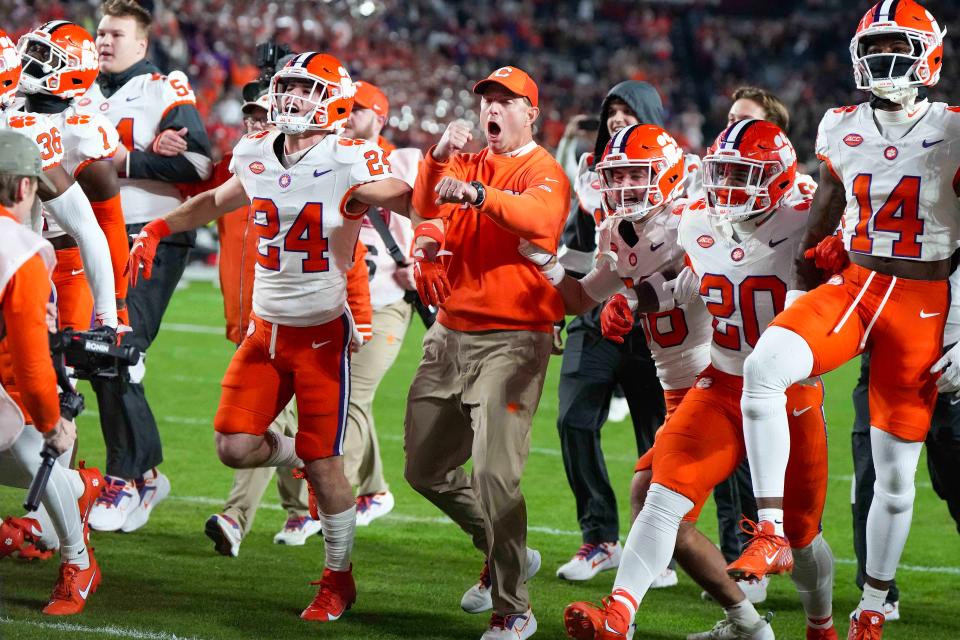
xmin=462 ymin=547 xmax=541 ymax=614
xmin=884 ymin=600 xmax=900 ymax=622
xmin=651 ymin=567 xmax=679 ymax=589
xmin=701 ymin=576 xmax=768 ymax=604
xmin=205 ymin=513 xmax=242 ymax=557
xmin=481 ymin=609 xmax=537 ymax=639
xmin=272 ymin=515 xmax=322 ymax=545
xmin=120 ymin=468 xmax=171 ymax=533
xmin=686 ymin=612 xmax=774 ymax=639
xmin=88 ymin=476 xmax=140 ymax=532
xmin=607 ymin=396 xmax=630 ymax=422
xmin=355 ymin=491 xmax=395 ymax=527
xmin=555 ymin=542 xmax=621 ymax=581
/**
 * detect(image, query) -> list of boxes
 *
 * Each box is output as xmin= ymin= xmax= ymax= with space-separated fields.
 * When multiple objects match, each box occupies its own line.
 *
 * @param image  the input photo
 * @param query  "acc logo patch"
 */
xmin=77 ymin=97 xmax=92 ymax=107
xmin=731 ymin=248 xmax=745 ymax=262
xmin=884 ymin=146 xmax=898 ymax=160
xmin=591 ymin=179 xmax=602 ymax=190
xmin=249 ymin=161 xmax=265 ymax=174
xmin=697 ymin=234 xmax=714 ymax=248
xmin=843 ymin=133 xmax=863 ymax=147
xmin=827 ymin=274 xmax=844 ymax=286
xmin=695 ymin=376 xmax=713 ymax=389
xmin=278 ymin=173 xmax=292 ymax=188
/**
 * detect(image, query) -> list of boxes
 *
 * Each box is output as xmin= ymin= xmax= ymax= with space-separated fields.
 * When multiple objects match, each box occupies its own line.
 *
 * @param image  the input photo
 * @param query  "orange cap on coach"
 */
xmin=354 ymin=81 xmax=389 ymax=116
xmin=472 ymin=66 xmax=538 ymax=107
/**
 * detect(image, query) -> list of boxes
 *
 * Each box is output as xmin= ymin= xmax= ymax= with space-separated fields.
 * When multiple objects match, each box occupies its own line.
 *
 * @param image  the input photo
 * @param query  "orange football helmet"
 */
xmin=269 ymin=52 xmax=355 ymax=134
xmin=17 ymin=20 xmax=99 ymax=99
xmin=595 ymin=123 xmax=685 ymax=223
xmin=702 ymin=119 xmax=797 ymax=221
xmin=850 ymin=0 xmax=945 ymax=104
xmin=0 ymin=28 xmax=20 ymax=108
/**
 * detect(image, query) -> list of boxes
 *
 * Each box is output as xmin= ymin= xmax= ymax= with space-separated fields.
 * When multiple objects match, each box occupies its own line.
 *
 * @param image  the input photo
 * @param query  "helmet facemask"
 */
xmin=269 ymin=70 xmax=344 ymax=135
xmin=598 ymin=159 xmax=672 ymax=224
xmin=703 ymin=153 xmax=781 ymax=222
xmin=851 ymin=27 xmax=944 ymax=108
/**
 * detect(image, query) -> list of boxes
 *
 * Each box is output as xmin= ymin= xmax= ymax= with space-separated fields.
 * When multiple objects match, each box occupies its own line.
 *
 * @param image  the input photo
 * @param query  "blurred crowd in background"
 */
xmin=8 ymin=0 xmax=957 ymax=169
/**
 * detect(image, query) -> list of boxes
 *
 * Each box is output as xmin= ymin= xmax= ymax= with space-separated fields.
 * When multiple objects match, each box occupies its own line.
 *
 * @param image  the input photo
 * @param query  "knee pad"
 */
xmin=873 ymin=481 xmax=915 ymax=516
xmin=742 ymin=326 xmax=814 ymax=397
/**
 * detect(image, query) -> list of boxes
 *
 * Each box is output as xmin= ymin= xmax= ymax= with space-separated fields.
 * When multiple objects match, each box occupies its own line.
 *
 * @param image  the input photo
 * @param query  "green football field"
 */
xmin=1 ymin=280 xmax=958 ymax=640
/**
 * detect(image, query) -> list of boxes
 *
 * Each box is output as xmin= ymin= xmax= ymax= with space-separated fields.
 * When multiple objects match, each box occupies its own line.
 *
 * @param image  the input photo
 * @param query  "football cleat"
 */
xmin=882 ymin=601 xmax=899 ymax=623
xmin=205 ymin=513 xmax=242 ymax=557
xmin=556 ymin=542 xmax=622 ymax=581
xmin=563 ymin=589 xmax=635 ymax=639
xmin=651 ymin=567 xmax=679 ymax=589
xmin=727 ymin=520 xmax=793 ymax=581
xmin=355 ymin=491 xmax=395 ymax=527
xmin=847 ymin=609 xmax=884 ymax=640
xmin=273 ymin=515 xmax=322 ymax=545
xmin=462 ymin=548 xmax=541 ymax=614
xmin=88 ymin=476 xmax=139 ymax=532
xmin=42 ymin=551 xmax=100 ymax=616
xmin=0 ymin=516 xmax=54 ymax=561
xmin=607 ymin=396 xmax=630 ymax=423
xmin=702 ymin=576 xmax=768 ymax=604
xmin=686 ymin=612 xmax=774 ymax=640
xmin=120 ymin=468 xmax=170 ymax=533
xmin=481 ymin=608 xmax=538 ymax=639
xmin=301 ymin=565 xmax=356 ymax=622
xmin=806 ymin=618 xmax=838 ymax=640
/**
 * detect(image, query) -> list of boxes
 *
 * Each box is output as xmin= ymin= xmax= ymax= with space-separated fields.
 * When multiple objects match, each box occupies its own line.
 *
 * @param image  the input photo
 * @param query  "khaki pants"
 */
xmin=222 ymin=400 xmax=310 ymax=535
xmin=404 ymin=323 xmax=553 ymax=615
xmin=343 ymin=300 xmax=412 ymax=495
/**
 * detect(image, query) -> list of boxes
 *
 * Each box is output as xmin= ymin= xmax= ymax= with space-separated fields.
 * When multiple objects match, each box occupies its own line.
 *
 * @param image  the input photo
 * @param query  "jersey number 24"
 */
xmin=251 ymin=197 xmax=329 ymax=273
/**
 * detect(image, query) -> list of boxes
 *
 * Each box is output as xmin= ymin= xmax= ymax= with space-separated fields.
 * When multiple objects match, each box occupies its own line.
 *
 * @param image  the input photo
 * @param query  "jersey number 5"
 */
xmin=849 ymin=174 xmax=923 ymax=258
xmin=251 ymin=198 xmax=329 ymax=273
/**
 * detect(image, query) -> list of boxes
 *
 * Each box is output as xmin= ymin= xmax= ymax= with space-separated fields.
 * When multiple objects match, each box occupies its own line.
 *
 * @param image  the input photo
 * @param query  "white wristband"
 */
xmin=642 ymin=272 xmax=674 ymax=312
xmin=544 ymin=262 xmax=566 ymax=286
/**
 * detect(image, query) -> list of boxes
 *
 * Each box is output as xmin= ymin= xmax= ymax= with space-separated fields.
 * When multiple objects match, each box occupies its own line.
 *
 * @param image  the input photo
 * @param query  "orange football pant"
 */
xmin=52 ymin=247 xmax=94 ymax=331
xmin=634 ymin=387 xmax=688 ymax=473
xmin=214 ymin=313 xmax=351 ymax=462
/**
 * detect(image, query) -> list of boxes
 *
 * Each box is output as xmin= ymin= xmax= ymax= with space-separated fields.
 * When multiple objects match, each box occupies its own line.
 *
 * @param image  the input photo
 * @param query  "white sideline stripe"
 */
xmin=163 ymin=322 xmax=224 ymax=335
xmin=168 ymin=495 xmax=960 ymax=575
xmin=0 ymin=617 xmax=203 ymax=640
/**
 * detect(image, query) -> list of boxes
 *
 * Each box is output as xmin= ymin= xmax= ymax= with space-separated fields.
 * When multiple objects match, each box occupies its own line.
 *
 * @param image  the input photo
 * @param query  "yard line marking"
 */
xmin=0 ymin=617 xmax=204 ymax=640
xmin=163 ymin=322 xmax=224 ymax=335
xmin=166 ymin=495 xmax=960 ymax=575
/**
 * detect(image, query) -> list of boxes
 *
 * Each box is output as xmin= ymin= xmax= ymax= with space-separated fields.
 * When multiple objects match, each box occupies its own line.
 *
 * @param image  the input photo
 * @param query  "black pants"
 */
xmin=557 ymin=317 xmax=665 ymax=544
xmin=93 ymin=224 xmax=193 ymax=479
xmin=851 ymin=351 xmax=960 ymax=602
xmin=713 ymin=459 xmax=758 ymax=562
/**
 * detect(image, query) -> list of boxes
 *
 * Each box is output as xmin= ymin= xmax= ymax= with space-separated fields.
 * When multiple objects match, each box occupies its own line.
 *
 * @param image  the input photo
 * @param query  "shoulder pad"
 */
xmin=333 ymin=136 xmax=378 ymax=164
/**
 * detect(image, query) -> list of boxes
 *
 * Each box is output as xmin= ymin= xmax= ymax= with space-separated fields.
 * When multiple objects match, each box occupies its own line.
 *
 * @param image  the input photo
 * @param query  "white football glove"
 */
xmin=663 ymin=266 xmax=700 ymax=305
xmin=931 ymin=342 xmax=960 ymax=395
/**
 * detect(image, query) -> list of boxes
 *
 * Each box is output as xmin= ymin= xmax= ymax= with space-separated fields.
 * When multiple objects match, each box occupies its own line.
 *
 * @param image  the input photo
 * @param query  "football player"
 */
xmin=17 ymin=21 xmax=128 ymax=333
xmin=127 ymin=52 xmax=412 ymax=622
xmin=0 ymin=130 xmax=104 ymax=615
xmin=560 ymin=121 xmax=837 ymax=640
xmin=733 ymin=3 xmax=960 ymax=637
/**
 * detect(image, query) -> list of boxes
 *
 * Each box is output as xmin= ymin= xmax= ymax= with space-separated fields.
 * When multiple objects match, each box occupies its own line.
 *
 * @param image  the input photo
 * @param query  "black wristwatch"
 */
xmin=470 ymin=181 xmax=486 ymax=207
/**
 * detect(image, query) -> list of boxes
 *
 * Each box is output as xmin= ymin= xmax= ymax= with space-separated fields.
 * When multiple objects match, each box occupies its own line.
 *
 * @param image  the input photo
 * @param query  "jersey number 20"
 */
xmin=251 ymin=198 xmax=329 ymax=273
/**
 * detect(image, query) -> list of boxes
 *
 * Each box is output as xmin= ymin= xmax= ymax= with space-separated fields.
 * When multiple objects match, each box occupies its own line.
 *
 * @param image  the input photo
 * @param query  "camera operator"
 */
xmin=0 ymin=131 xmax=104 ymax=615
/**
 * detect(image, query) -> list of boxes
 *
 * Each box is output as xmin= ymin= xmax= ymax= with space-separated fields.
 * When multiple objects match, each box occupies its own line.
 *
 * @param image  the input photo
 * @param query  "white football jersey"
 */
xmin=816 ymin=102 xmax=960 ymax=261
xmin=679 ymin=198 xmax=811 ymax=376
xmin=230 ymin=130 xmax=392 ymax=327
xmin=357 ymin=147 xmax=420 ymax=309
xmin=580 ymin=201 xmax=712 ymax=389
xmin=77 ymin=70 xmax=197 ymax=222
xmin=0 ymin=110 xmax=63 ymax=171
xmin=42 ymin=106 xmax=120 ymax=239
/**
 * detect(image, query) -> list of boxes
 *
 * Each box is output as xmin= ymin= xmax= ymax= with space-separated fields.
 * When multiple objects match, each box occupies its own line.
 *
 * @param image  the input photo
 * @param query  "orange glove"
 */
xmin=412 ymin=222 xmax=451 ymax=307
xmin=600 ymin=293 xmax=634 ymax=344
xmin=804 ymin=234 xmax=848 ymax=275
xmin=126 ymin=219 xmax=171 ymax=286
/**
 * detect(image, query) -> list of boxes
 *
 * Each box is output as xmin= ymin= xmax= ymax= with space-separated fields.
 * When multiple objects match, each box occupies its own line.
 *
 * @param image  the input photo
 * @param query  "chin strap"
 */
xmin=870 ymin=85 xmax=928 ymax=112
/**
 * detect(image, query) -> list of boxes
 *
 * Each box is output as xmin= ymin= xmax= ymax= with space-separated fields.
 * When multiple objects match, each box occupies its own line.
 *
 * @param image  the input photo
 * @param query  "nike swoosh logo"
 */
xmin=71 ymin=269 xmax=84 ymax=276
xmin=769 ymin=237 xmax=789 ymax=248
xmin=603 ymin=621 xmax=626 ymax=637
xmin=78 ymin=568 xmax=97 ymax=600
xmin=951 ymin=396 xmax=960 ymax=406
xmin=314 ymin=169 xmax=333 ymax=178
xmin=920 ymin=310 xmax=941 ymax=318
xmin=591 ymin=555 xmax=609 ymax=569
xmin=544 ymin=178 xmax=560 ymax=183
xmin=922 ymin=139 xmax=944 ymax=148
xmin=792 ymin=406 xmax=812 ymax=416
xmin=763 ymin=552 xmax=779 ymax=564
xmin=650 ymin=242 xmax=664 ymax=251
xmin=312 ymin=340 xmax=331 ymax=349
xmin=125 ymin=96 xmax=139 ymax=102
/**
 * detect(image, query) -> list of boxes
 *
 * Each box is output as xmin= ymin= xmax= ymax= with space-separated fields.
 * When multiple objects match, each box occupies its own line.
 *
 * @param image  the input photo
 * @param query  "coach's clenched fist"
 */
xmin=432 ymin=119 xmax=473 ymax=162
xmin=434 ymin=176 xmax=479 ymax=206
